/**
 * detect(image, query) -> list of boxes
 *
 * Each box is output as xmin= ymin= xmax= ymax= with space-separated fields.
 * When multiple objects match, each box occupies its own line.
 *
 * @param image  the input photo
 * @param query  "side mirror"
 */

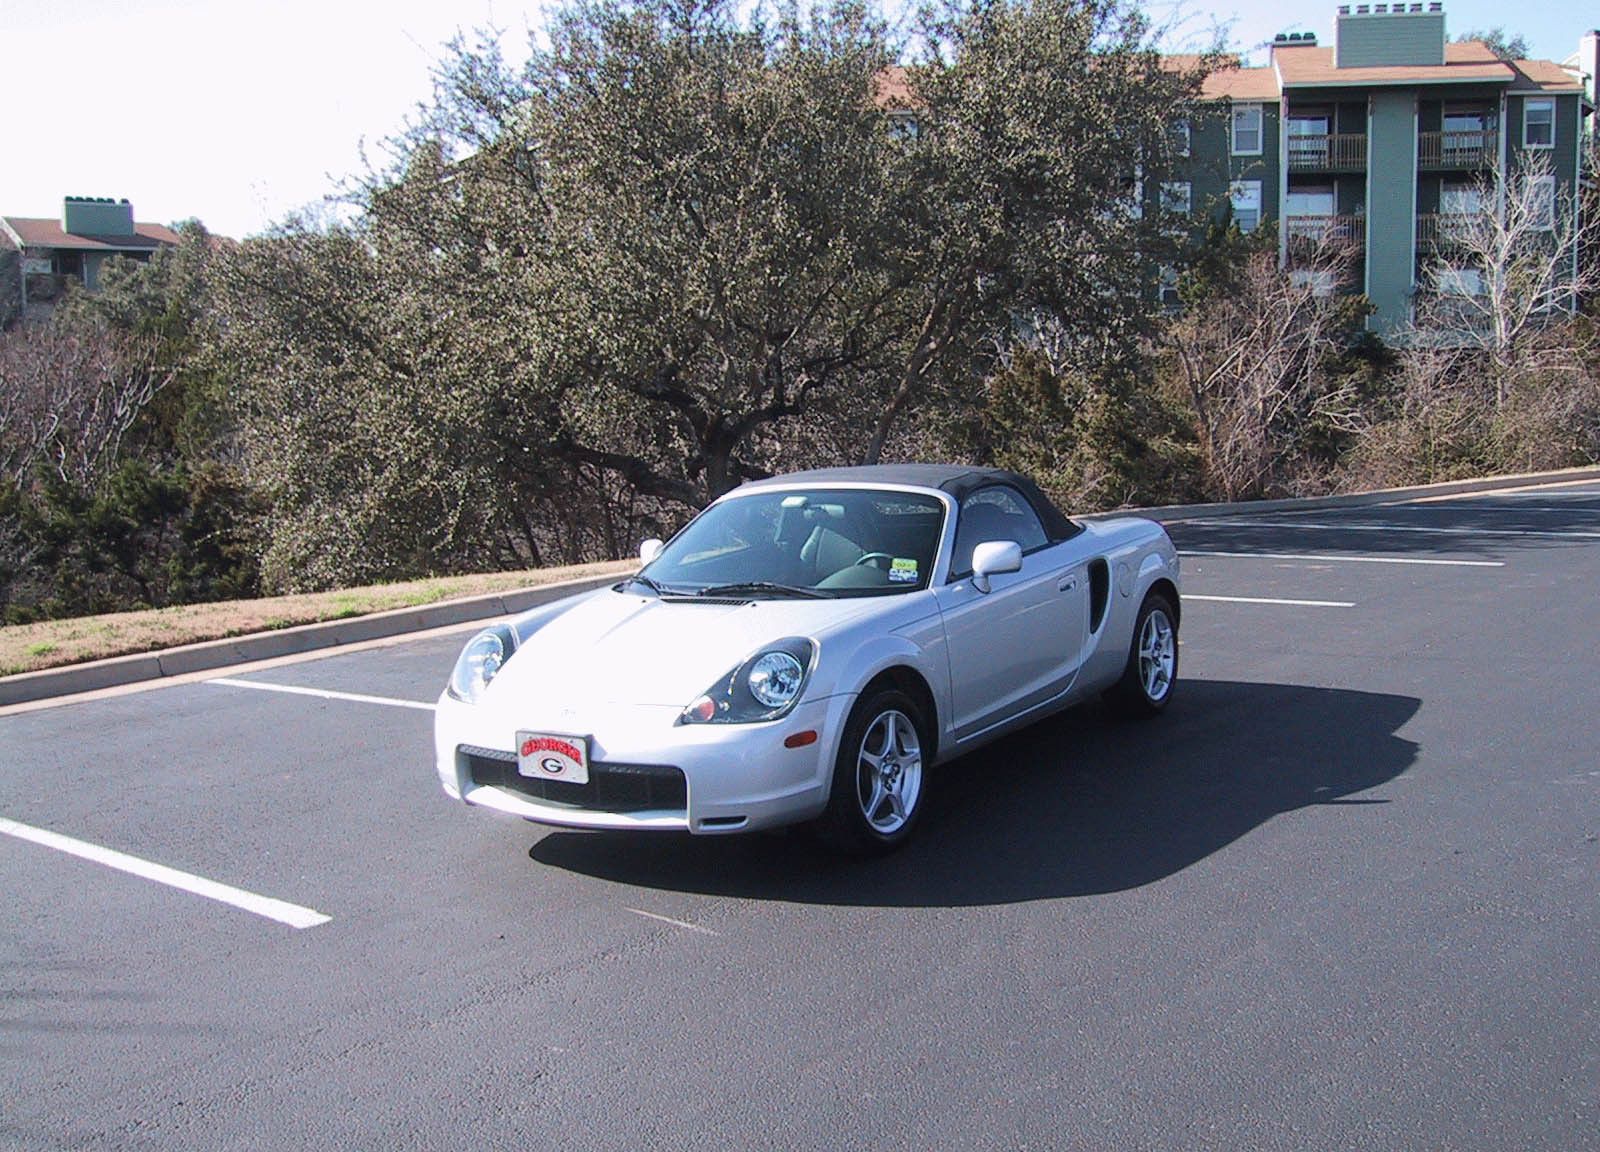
xmin=639 ymin=538 xmax=664 ymax=564
xmin=970 ymin=540 xmax=1021 ymax=594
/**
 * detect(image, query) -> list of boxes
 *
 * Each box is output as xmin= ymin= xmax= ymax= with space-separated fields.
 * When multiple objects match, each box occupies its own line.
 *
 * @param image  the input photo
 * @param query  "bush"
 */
xmin=0 ymin=461 xmax=262 ymax=623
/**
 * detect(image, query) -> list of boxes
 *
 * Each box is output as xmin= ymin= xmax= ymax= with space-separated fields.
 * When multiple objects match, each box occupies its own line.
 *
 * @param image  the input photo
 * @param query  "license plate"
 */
xmin=515 ymin=732 xmax=590 ymax=784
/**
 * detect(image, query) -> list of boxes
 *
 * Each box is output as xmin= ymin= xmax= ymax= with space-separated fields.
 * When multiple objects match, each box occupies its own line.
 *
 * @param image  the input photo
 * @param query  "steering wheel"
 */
xmin=853 ymin=553 xmax=896 ymax=569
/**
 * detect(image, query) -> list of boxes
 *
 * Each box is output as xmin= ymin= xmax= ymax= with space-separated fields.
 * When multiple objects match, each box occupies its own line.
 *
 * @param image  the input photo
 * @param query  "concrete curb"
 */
xmin=6 ymin=463 xmax=1599 ymax=707
xmin=0 ymin=571 xmax=626 ymax=708
xmin=1085 ymin=464 xmax=1600 ymax=524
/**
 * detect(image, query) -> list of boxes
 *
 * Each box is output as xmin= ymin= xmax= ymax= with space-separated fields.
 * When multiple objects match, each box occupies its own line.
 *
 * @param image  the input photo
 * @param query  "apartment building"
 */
xmin=1175 ymin=4 xmax=1590 ymax=333
xmin=1 ymin=197 xmax=181 ymax=323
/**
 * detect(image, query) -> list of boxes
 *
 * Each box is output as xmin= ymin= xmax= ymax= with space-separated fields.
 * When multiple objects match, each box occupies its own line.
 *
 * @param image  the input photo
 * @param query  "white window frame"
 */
xmin=1158 ymin=265 xmax=1182 ymax=309
xmin=888 ymin=110 xmax=920 ymax=141
xmin=1230 ymin=180 xmax=1263 ymax=233
xmin=1439 ymin=182 xmax=1483 ymax=217
xmin=1231 ymin=104 xmax=1264 ymax=156
xmin=1160 ymin=181 xmax=1192 ymax=215
xmin=1119 ymin=177 xmax=1143 ymax=221
xmin=1530 ymin=174 xmax=1555 ymax=231
xmin=1523 ymin=99 xmax=1555 ymax=149
xmin=1171 ymin=118 xmax=1191 ymax=157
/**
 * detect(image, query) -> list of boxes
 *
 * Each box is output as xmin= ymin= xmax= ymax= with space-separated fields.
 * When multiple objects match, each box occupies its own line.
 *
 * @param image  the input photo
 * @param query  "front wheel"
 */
xmin=819 ymin=688 xmax=928 ymax=855
xmin=1105 ymin=593 xmax=1178 ymax=717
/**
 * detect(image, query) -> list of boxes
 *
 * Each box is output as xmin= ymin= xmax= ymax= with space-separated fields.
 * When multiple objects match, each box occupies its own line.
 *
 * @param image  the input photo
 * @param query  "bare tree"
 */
xmin=1411 ymin=151 xmax=1597 ymax=406
xmin=1160 ymin=238 xmax=1368 ymax=500
xmin=0 ymin=313 xmax=172 ymax=488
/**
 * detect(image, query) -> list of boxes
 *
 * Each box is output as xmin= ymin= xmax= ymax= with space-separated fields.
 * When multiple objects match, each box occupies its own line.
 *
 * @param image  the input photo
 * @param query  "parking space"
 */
xmin=3 ymin=482 xmax=1598 ymax=1150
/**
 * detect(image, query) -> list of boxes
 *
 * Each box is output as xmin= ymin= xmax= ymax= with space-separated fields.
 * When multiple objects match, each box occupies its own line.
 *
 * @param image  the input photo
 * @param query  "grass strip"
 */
xmin=0 ymin=560 xmax=636 ymax=677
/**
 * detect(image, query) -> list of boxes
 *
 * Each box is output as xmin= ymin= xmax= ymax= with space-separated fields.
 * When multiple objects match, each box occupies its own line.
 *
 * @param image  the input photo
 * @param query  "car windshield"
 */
xmin=641 ymin=488 xmax=947 ymax=598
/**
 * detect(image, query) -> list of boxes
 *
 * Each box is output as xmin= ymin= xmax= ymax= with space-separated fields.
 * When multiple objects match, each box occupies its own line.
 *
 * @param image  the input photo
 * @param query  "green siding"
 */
xmin=1509 ymin=94 xmax=1582 ymax=187
xmin=61 ymin=198 xmax=134 ymax=237
xmin=1334 ymin=12 xmax=1445 ymax=68
xmin=1365 ymin=91 xmax=1417 ymax=332
xmin=1185 ymin=102 xmax=1279 ymax=233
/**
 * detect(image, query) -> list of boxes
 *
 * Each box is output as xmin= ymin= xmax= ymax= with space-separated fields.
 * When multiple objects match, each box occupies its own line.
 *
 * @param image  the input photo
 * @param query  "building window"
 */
xmin=1290 ymin=268 xmax=1339 ymax=297
xmin=1170 ymin=118 xmax=1191 ymax=157
xmin=888 ymin=111 xmax=920 ymax=140
xmin=1530 ymin=174 xmax=1555 ymax=230
xmin=1160 ymin=181 xmax=1192 ymax=215
xmin=1158 ymin=266 xmax=1182 ymax=310
xmin=1435 ymin=264 xmax=1484 ymax=296
xmin=1286 ymin=185 xmax=1335 ymax=218
xmin=1523 ymin=100 xmax=1554 ymax=149
xmin=1230 ymin=180 xmax=1262 ymax=233
xmin=1439 ymin=182 xmax=1483 ymax=217
xmin=1232 ymin=104 xmax=1263 ymax=156
xmin=1287 ymin=113 xmax=1330 ymax=167
xmin=1115 ymin=172 xmax=1143 ymax=220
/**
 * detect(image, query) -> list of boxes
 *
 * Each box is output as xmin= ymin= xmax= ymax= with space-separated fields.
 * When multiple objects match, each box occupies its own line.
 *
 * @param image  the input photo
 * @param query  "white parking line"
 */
xmin=626 ymin=908 xmax=719 ymax=936
xmin=208 ymin=678 xmax=436 ymax=711
xmin=0 ymin=816 xmax=331 ymax=930
xmin=1183 ymin=518 xmax=1600 ymax=540
xmin=1185 ymin=594 xmax=1354 ymax=608
xmin=1180 ymin=550 xmax=1503 ymax=568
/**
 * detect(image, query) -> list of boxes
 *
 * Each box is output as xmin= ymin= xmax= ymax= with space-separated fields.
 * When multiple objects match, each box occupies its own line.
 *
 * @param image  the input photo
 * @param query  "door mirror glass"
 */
xmin=970 ymin=540 xmax=1021 ymax=593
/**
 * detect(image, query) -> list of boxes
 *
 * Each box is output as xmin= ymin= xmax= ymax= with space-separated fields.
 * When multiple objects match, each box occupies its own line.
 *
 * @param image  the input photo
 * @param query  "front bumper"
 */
xmin=433 ymin=693 xmax=853 ymax=834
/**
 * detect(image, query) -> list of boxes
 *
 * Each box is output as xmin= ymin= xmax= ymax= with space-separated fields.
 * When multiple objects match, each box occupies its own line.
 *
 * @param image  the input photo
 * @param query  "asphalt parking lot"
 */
xmin=3 ymin=480 xmax=1597 ymax=1151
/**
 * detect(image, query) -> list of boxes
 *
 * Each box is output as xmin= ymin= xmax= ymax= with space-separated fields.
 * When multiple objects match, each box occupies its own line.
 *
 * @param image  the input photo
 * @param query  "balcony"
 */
xmin=1285 ymin=133 xmax=1367 ymax=172
xmin=1418 ymin=130 xmax=1497 ymax=170
xmin=1284 ymin=214 xmax=1367 ymax=259
xmin=1416 ymin=213 xmax=1482 ymax=249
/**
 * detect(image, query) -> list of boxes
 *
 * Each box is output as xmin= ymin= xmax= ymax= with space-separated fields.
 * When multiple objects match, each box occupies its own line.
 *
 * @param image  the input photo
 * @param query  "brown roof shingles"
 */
xmin=1506 ymin=58 xmax=1586 ymax=94
xmin=1272 ymin=41 xmax=1513 ymax=87
xmin=1201 ymin=65 xmax=1279 ymax=101
xmin=2 ymin=216 xmax=181 ymax=252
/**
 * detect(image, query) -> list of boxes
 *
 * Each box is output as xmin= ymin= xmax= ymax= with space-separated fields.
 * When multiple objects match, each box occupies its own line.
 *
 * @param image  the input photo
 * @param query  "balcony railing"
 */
xmin=1418 ymin=130 xmax=1497 ymax=169
xmin=1286 ymin=133 xmax=1368 ymax=172
xmin=1416 ymin=213 xmax=1482 ymax=248
xmin=1284 ymin=214 xmax=1367 ymax=257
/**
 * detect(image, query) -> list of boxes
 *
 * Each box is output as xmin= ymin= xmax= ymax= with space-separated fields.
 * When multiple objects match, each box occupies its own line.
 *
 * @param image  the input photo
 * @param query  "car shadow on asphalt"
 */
xmin=527 ymin=679 xmax=1420 ymax=906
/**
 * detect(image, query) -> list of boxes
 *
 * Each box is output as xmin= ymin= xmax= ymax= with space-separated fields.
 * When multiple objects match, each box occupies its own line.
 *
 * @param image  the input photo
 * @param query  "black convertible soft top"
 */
xmin=739 ymin=464 xmax=1081 ymax=543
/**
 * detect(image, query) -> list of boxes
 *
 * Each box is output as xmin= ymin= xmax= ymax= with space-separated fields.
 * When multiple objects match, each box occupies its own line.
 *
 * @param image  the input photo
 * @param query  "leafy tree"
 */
xmin=216 ymin=0 xmax=1215 ymax=586
xmin=867 ymin=0 xmax=1211 ymax=461
xmin=1453 ymin=28 xmax=1529 ymax=61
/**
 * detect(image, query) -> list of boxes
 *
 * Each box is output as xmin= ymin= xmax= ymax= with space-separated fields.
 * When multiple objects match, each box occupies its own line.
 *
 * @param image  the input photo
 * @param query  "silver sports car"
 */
xmin=434 ymin=465 xmax=1180 ymax=853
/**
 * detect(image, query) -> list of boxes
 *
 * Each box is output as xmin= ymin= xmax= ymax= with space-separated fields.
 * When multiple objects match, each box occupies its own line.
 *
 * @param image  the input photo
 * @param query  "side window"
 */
xmin=951 ymin=487 xmax=1049 ymax=576
xmin=1231 ymin=104 xmax=1263 ymax=156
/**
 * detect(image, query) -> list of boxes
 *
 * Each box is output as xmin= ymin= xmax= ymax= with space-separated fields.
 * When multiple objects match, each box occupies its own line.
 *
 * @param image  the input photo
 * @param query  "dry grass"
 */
xmin=0 ymin=560 xmax=636 ymax=677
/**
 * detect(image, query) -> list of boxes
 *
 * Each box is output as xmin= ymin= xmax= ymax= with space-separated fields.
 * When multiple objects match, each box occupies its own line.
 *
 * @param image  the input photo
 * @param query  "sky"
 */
xmin=2 ymin=0 xmax=1591 ymax=240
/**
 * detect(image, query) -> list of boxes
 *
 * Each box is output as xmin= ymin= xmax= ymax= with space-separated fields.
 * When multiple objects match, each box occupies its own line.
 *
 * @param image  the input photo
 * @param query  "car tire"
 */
xmin=1105 ymin=592 xmax=1178 ymax=717
xmin=820 ymin=688 xmax=928 ymax=855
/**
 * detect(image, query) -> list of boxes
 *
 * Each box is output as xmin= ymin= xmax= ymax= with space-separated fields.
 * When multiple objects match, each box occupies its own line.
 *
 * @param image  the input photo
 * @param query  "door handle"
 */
xmin=1058 ymin=576 xmax=1077 ymax=592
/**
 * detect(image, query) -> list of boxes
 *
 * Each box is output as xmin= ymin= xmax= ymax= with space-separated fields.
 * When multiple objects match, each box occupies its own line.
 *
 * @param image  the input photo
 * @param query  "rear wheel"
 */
xmin=1106 ymin=593 xmax=1178 ymax=717
xmin=820 ymin=688 xmax=928 ymax=854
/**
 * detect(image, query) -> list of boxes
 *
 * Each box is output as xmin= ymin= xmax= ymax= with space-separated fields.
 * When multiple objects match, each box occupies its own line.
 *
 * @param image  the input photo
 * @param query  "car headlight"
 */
xmin=679 ymin=638 xmax=816 ymax=725
xmin=447 ymin=623 xmax=518 ymax=704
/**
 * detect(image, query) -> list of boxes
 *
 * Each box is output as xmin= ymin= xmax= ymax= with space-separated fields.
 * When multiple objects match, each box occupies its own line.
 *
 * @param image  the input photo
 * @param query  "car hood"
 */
xmin=480 ymin=588 xmax=882 ymax=710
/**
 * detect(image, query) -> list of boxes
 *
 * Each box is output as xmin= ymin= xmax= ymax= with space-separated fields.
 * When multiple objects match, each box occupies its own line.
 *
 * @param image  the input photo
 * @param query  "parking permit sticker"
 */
xmin=889 ymin=558 xmax=919 ymax=583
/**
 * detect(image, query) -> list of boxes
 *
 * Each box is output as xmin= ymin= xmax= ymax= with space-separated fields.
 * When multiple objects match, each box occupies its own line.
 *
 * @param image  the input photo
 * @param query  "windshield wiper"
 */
xmin=696 ymin=581 xmax=832 ymax=600
xmin=622 ymin=573 xmax=693 ymax=598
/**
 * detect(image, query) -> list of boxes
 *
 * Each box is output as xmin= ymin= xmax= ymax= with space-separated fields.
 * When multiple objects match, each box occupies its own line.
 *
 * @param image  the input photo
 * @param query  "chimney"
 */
xmin=62 ymin=197 xmax=135 ymax=238
xmin=1334 ymin=1 xmax=1446 ymax=67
